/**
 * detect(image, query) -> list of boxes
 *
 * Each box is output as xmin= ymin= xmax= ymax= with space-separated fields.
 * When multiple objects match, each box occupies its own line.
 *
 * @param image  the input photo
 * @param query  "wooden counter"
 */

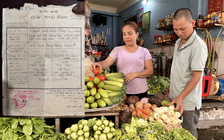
xmin=54 ymin=109 xmax=121 ymax=132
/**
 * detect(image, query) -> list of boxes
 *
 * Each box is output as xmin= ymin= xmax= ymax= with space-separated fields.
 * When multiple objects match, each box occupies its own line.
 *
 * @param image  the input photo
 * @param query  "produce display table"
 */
xmin=53 ymin=109 xmax=121 ymax=132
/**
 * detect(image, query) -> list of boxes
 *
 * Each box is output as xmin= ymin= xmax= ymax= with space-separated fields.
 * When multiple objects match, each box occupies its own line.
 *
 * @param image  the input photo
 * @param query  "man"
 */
xmin=166 ymin=8 xmax=207 ymax=138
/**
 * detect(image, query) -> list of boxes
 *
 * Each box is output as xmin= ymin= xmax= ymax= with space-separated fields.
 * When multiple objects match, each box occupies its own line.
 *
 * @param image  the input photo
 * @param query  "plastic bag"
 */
xmin=216 ymin=79 xmax=224 ymax=95
xmin=85 ymin=56 xmax=95 ymax=78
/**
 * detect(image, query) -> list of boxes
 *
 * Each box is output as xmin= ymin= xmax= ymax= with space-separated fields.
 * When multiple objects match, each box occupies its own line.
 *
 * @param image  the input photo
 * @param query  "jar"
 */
xmin=154 ymin=34 xmax=162 ymax=43
xmin=158 ymin=37 xmax=162 ymax=43
xmin=198 ymin=14 xmax=203 ymax=19
xmin=166 ymin=18 xmax=172 ymax=26
xmin=162 ymin=35 xmax=166 ymax=42
xmin=218 ymin=11 xmax=222 ymax=23
xmin=207 ymin=19 xmax=211 ymax=24
xmin=166 ymin=34 xmax=171 ymax=41
xmin=198 ymin=19 xmax=203 ymax=27
xmin=207 ymin=14 xmax=211 ymax=19
xmin=222 ymin=11 xmax=224 ymax=23
xmin=203 ymin=19 xmax=207 ymax=25
xmin=211 ymin=12 xmax=217 ymax=23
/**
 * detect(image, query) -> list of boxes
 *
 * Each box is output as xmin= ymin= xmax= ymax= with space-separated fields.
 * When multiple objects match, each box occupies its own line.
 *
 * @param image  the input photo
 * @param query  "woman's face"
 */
xmin=122 ymin=25 xmax=138 ymax=46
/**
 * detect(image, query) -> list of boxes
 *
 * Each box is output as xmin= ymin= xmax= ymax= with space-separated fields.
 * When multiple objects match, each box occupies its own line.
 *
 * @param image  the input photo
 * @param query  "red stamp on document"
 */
xmin=11 ymin=94 xmax=26 ymax=109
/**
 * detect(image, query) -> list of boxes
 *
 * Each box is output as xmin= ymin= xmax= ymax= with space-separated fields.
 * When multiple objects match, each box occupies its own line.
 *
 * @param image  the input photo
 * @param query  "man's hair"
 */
xmin=173 ymin=8 xmax=193 ymax=23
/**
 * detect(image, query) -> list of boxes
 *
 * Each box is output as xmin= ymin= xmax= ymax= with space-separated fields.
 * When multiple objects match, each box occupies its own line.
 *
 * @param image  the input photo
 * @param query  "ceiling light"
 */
xmin=142 ymin=0 xmax=148 ymax=5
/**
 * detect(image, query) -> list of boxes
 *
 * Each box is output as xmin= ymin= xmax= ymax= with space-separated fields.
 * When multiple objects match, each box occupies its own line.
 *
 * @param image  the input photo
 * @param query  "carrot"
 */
xmin=135 ymin=108 xmax=143 ymax=117
xmin=132 ymin=110 xmax=137 ymax=116
xmin=142 ymin=109 xmax=151 ymax=115
xmin=141 ymin=114 xmax=148 ymax=120
xmin=138 ymin=108 xmax=151 ymax=115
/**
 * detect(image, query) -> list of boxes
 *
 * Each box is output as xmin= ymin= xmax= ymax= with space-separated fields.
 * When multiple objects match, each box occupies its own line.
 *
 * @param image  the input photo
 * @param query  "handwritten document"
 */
xmin=2 ymin=3 xmax=85 ymax=116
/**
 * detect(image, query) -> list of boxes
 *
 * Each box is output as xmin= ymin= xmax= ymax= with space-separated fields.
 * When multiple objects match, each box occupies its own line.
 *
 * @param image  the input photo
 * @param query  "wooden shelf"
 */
xmin=196 ymin=23 xmax=224 ymax=29
xmin=155 ymin=24 xmax=173 ymax=31
xmin=91 ymin=44 xmax=108 ymax=47
xmin=196 ymin=23 xmax=216 ymax=30
xmin=153 ymin=40 xmax=176 ymax=46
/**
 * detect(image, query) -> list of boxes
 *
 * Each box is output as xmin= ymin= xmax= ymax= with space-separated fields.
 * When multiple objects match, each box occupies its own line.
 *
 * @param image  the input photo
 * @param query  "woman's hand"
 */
xmin=90 ymin=63 xmax=102 ymax=71
xmin=124 ymin=73 xmax=137 ymax=84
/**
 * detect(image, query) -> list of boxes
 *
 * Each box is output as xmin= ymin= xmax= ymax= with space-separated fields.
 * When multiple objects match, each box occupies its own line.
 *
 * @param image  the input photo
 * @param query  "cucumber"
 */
xmin=105 ymin=77 xmax=124 ymax=83
xmin=102 ymin=97 xmax=113 ymax=106
xmin=107 ymin=92 xmax=121 ymax=97
xmin=109 ymin=96 xmax=121 ymax=104
xmin=103 ymin=81 xmax=124 ymax=88
xmin=103 ymin=85 xmax=122 ymax=92
xmin=106 ymin=72 xmax=124 ymax=78
xmin=104 ymin=90 xmax=114 ymax=93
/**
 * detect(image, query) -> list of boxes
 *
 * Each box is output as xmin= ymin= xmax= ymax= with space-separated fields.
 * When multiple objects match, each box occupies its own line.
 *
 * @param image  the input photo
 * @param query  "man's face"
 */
xmin=173 ymin=16 xmax=195 ymax=41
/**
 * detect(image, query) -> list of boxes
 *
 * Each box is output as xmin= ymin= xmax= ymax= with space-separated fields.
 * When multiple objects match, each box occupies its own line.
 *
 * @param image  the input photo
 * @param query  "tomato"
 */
xmin=93 ymin=84 xmax=98 ymax=88
xmin=95 ymin=76 xmax=100 ymax=79
xmin=93 ymin=68 xmax=100 ymax=75
xmin=89 ymin=76 xmax=93 ymax=81
xmin=99 ymin=75 xmax=106 ymax=81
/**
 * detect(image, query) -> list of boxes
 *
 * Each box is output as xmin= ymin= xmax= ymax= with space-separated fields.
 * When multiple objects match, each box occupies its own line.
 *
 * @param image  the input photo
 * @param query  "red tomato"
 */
xmin=93 ymin=68 xmax=100 ymax=75
xmin=99 ymin=75 xmax=106 ymax=81
xmin=89 ymin=76 xmax=93 ymax=81
xmin=95 ymin=76 xmax=100 ymax=79
xmin=93 ymin=84 xmax=98 ymax=88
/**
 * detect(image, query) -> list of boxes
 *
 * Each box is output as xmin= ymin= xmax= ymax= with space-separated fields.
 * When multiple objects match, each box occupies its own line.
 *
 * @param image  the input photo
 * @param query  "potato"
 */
xmin=143 ymin=103 xmax=152 ymax=109
xmin=135 ymin=101 xmax=143 ymax=109
xmin=151 ymin=104 xmax=158 ymax=111
xmin=129 ymin=104 xmax=135 ymax=112
xmin=126 ymin=96 xmax=140 ymax=105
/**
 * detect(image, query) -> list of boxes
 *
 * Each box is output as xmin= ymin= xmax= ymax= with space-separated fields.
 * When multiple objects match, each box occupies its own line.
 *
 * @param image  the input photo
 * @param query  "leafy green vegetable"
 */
xmin=0 ymin=117 xmax=67 ymax=140
xmin=23 ymin=124 xmax=33 ymax=135
xmin=11 ymin=119 xmax=19 ymax=129
xmin=147 ymin=76 xmax=170 ymax=94
xmin=114 ymin=117 xmax=196 ymax=140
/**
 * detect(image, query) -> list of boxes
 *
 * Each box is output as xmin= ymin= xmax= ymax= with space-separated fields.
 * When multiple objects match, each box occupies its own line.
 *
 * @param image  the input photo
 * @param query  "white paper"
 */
xmin=2 ymin=3 xmax=85 ymax=116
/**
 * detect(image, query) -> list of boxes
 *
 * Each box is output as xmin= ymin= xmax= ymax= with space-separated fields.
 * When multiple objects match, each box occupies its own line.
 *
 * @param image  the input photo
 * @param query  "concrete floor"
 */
xmin=198 ymin=127 xmax=224 ymax=140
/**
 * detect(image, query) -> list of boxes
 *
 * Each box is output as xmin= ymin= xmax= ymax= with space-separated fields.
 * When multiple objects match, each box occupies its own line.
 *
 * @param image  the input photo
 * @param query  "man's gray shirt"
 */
xmin=170 ymin=30 xmax=208 ymax=110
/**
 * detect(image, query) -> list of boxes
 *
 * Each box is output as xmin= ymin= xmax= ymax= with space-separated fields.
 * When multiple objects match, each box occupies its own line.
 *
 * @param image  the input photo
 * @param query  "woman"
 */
xmin=90 ymin=21 xmax=153 ymax=99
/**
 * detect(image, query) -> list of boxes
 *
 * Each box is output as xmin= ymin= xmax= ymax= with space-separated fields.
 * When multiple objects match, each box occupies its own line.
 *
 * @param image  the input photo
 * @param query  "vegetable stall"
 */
xmin=0 ymin=69 xmax=198 ymax=140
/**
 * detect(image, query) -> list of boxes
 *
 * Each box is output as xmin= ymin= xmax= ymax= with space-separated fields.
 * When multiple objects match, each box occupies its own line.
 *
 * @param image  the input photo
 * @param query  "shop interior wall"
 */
xmin=117 ymin=0 xmax=190 ymax=48
xmin=89 ymin=10 xmax=118 ymax=50
xmin=117 ymin=0 xmax=224 ymax=48
xmin=0 ymin=0 xmax=81 ymax=115
xmin=89 ymin=13 xmax=113 ymax=50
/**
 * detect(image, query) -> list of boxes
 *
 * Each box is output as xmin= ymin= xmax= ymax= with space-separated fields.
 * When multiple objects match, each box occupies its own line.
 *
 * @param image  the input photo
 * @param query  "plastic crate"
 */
xmin=202 ymin=71 xmax=212 ymax=97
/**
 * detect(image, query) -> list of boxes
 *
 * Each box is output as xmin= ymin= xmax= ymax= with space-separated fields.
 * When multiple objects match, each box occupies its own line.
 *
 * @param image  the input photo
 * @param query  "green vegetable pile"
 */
xmin=0 ymin=117 xmax=67 ymax=140
xmin=65 ymin=116 xmax=116 ymax=140
xmin=147 ymin=76 xmax=170 ymax=94
xmin=114 ymin=117 xmax=196 ymax=140
xmin=85 ymin=72 xmax=126 ymax=109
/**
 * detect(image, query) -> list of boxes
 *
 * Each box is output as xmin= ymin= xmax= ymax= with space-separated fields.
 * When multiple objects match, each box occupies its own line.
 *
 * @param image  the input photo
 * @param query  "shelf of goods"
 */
xmin=91 ymin=44 xmax=108 ymax=47
xmin=155 ymin=24 xmax=173 ymax=31
xmin=154 ymin=24 xmax=178 ymax=46
xmin=153 ymin=40 xmax=175 ymax=46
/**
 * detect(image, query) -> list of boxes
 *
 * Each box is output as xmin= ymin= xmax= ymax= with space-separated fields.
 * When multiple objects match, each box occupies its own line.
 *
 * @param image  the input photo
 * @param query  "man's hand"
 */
xmin=168 ymin=95 xmax=184 ymax=114
xmin=72 ymin=2 xmax=85 ymax=13
xmin=124 ymin=73 xmax=137 ymax=84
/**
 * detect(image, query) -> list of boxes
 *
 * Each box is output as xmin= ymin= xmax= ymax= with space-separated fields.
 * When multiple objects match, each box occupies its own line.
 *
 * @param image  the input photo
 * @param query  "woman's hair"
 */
xmin=121 ymin=21 xmax=139 ymax=34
